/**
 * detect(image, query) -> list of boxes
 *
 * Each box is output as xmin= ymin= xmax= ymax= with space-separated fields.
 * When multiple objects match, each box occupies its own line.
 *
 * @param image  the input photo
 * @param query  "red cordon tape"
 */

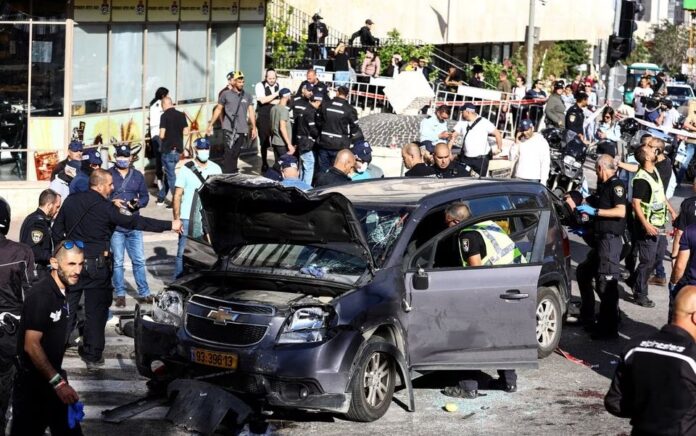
xmin=349 ymin=89 xmax=387 ymax=100
xmin=435 ymin=98 xmax=548 ymax=107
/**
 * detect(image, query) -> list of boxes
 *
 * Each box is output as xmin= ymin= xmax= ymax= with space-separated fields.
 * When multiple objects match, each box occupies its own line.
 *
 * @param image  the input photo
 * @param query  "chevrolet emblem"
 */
xmin=206 ymin=308 xmax=239 ymax=324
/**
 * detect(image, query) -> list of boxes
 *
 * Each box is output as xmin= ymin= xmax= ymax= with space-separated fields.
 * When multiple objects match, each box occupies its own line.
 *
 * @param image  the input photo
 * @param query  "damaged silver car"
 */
xmin=135 ymin=175 xmax=571 ymax=422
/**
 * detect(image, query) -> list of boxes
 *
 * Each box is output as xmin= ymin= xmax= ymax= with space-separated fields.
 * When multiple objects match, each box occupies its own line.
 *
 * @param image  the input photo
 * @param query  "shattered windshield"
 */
xmin=354 ymin=205 xmax=412 ymax=268
xmin=226 ymin=243 xmax=366 ymax=285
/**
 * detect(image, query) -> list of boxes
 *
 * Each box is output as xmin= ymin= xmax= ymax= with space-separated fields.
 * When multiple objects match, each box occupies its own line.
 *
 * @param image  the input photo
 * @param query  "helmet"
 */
xmin=0 ymin=196 xmax=9 ymax=236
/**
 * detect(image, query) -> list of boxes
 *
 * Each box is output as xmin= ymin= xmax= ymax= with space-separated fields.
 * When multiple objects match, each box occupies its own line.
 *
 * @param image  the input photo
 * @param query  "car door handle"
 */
xmin=499 ymin=290 xmax=529 ymax=300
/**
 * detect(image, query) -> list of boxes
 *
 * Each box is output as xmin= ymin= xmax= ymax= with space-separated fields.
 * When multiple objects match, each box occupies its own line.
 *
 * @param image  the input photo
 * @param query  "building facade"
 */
xmin=0 ymin=0 xmax=265 ymax=186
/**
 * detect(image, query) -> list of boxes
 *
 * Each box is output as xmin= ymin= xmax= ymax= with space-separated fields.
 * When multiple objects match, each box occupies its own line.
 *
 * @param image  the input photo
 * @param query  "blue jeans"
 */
xmin=677 ymin=143 xmax=696 ymax=184
xmin=111 ymin=229 xmax=150 ymax=297
xmin=300 ymin=150 xmax=315 ymax=186
xmin=175 ymin=219 xmax=190 ymax=280
xmin=159 ymin=150 xmax=180 ymax=201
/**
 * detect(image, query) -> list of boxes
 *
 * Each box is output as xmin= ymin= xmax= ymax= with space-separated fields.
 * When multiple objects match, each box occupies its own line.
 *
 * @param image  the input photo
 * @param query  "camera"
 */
xmin=640 ymin=95 xmax=666 ymax=112
xmin=127 ymin=198 xmax=140 ymax=212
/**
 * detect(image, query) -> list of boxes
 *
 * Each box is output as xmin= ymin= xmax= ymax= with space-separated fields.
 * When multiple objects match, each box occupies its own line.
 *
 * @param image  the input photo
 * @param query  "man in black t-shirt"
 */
xmin=402 ymin=142 xmax=436 ymax=177
xmin=12 ymin=242 xmax=84 ymax=435
xmin=157 ymin=97 xmax=189 ymax=204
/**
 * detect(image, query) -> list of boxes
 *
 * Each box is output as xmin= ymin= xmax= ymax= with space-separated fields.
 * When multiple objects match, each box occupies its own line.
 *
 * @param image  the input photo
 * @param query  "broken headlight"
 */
xmin=152 ymin=290 xmax=184 ymax=326
xmin=278 ymin=307 xmax=329 ymax=344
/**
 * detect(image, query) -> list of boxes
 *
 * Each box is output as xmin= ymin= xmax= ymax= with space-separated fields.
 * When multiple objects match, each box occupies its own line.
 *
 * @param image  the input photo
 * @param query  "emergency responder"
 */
xmin=565 ymin=92 xmax=588 ymax=143
xmin=444 ymin=202 xmax=521 ymax=392
xmin=290 ymin=84 xmax=312 ymax=145
xmin=295 ymin=94 xmax=322 ymax=186
xmin=668 ymin=182 xmax=696 ymax=321
xmin=20 ymin=189 xmax=62 ymax=280
xmin=605 ymin=285 xmax=696 ymax=435
xmin=575 ymin=155 xmax=627 ymax=339
xmin=50 ymin=140 xmax=83 ymax=181
xmin=11 ymin=240 xmax=84 ymax=436
xmin=0 ymin=196 xmax=35 ymax=431
xmin=431 ymin=143 xmax=476 ymax=179
xmin=402 ymin=142 xmax=436 ymax=177
xmin=316 ymin=86 xmax=363 ymax=173
xmin=51 ymin=169 xmax=181 ymax=368
xmin=295 ymin=69 xmax=328 ymax=101
xmin=631 ymin=145 xmax=669 ymax=308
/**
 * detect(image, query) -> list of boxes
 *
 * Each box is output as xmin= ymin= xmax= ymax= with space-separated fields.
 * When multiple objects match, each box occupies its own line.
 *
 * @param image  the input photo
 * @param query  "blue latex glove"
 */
xmin=68 ymin=401 xmax=85 ymax=429
xmin=577 ymin=204 xmax=597 ymax=216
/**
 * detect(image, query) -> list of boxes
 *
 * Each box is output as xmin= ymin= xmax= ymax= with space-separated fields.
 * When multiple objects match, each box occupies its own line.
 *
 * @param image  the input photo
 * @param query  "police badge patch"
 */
xmin=568 ymin=114 xmax=576 ymax=123
xmin=31 ymin=230 xmax=43 ymax=244
xmin=614 ymin=186 xmax=624 ymax=197
xmin=462 ymin=239 xmax=470 ymax=252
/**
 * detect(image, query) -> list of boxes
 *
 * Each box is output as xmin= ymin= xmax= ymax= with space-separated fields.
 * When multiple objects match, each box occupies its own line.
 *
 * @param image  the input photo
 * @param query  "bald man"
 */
xmin=606 ymin=285 xmax=696 ymax=434
xmin=314 ymin=149 xmax=355 ymax=188
xmin=403 ymin=143 xmax=436 ymax=177
xmin=431 ymin=143 xmax=476 ymax=179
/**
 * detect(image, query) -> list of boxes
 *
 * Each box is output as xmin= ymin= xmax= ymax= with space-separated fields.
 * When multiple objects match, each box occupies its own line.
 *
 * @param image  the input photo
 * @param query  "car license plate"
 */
xmin=190 ymin=348 xmax=238 ymax=369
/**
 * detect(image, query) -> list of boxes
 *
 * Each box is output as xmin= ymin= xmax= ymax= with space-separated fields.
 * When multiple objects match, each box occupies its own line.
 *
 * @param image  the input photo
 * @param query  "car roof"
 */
xmin=315 ymin=177 xmax=545 ymax=206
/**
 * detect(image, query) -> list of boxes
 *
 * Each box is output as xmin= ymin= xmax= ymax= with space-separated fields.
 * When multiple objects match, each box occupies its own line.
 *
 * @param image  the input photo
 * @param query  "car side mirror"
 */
xmin=412 ymin=268 xmax=429 ymax=290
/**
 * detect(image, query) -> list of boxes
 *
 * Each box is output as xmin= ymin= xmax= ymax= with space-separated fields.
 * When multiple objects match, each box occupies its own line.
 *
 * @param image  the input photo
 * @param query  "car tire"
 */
xmin=345 ymin=337 xmax=396 ymax=422
xmin=536 ymin=286 xmax=562 ymax=358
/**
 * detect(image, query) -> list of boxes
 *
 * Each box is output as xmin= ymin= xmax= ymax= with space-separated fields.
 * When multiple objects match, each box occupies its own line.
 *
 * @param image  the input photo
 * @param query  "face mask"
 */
xmin=115 ymin=158 xmax=130 ymax=169
xmin=197 ymin=150 xmax=210 ymax=162
xmin=356 ymin=161 xmax=368 ymax=173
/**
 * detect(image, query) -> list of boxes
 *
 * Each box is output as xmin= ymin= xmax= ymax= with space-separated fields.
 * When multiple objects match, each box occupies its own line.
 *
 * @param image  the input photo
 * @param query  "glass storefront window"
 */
xmin=109 ymin=25 xmax=143 ymax=111
xmin=72 ymin=25 xmax=107 ymax=115
xmin=31 ymin=23 xmax=65 ymax=116
xmin=210 ymin=25 xmax=237 ymax=101
xmin=0 ymin=24 xmax=29 ymax=181
xmin=0 ymin=1 xmax=66 ymax=21
xmin=178 ymin=23 xmax=207 ymax=104
xmin=145 ymin=24 xmax=177 ymax=104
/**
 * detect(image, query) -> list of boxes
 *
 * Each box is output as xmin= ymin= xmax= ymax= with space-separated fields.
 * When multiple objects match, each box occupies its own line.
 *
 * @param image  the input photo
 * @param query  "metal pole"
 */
xmin=605 ymin=0 xmax=623 ymax=106
xmin=526 ymin=0 xmax=535 ymax=86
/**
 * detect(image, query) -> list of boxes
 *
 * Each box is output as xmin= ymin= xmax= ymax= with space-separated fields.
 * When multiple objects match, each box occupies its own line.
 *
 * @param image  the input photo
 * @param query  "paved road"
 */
xmin=42 ymin=160 xmax=693 ymax=435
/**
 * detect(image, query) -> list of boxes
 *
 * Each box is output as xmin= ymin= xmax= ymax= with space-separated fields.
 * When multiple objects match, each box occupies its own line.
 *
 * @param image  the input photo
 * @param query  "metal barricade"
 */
xmin=321 ymin=79 xmax=391 ymax=115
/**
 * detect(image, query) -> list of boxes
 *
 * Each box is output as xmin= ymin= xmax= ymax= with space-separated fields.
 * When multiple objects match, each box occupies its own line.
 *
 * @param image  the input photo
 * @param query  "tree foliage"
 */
xmin=266 ymin=6 xmax=307 ymax=70
xmin=647 ymin=20 xmax=688 ymax=72
xmin=626 ymin=36 xmax=651 ymax=65
xmin=377 ymin=29 xmax=436 ymax=79
xmin=554 ymin=40 xmax=591 ymax=76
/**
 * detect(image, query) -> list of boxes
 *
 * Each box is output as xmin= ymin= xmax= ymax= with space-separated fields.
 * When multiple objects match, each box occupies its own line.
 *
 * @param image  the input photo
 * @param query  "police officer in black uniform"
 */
xmin=295 ymin=69 xmax=328 ymax=101
xmin=0 ymin=196 xmax=35 ymax=430
xmin=20 ymin=189 xmax=62 ymax=280
xmin=255 ymin=69 xmax=280 ymax=172
xmin=52 ymin=169 xmax=181 ymax=368
xmin=565 ymin=91 xmax=589 ymax=144
xmin=431 ymin=143 xmax=476 ymax=179
xmin=605 ymin=285 xmax=696 ymax=434
xmin=575 ymin=154 xmax=627 ymax=339
xmin=316 ymin=86 xmax=363 ymax=173
xmin=290 ymin=84 xmax=312 ymax=145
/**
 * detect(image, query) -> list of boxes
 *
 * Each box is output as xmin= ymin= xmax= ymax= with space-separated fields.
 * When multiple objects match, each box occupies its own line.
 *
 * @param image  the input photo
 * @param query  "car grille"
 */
xmin=186 ymin=314 xmax=268 ymax=346
xmin=184 ymin=294 xmax=272 ymax=346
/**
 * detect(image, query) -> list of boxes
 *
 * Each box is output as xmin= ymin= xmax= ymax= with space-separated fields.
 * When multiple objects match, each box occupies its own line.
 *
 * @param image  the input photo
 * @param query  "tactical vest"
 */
xmin=459 ymin=220 xmax=525 ymax=266
xmin=634 ymin=168 xmax=667 ymax=227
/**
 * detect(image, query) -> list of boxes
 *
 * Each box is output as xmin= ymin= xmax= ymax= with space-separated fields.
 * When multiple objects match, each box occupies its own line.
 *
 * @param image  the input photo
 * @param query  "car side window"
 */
xmin=430 ymin=212 xmax=540 ymax=269
xmin=188 ymin=193 xmax=211 ymax=245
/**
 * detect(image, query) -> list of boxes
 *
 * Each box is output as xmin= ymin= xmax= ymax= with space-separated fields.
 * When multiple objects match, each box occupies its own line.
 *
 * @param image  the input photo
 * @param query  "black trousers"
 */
xmin=257 ymin=115 xmax=272 ymax=169
xmin=11 ymin=370 xmax=82 ymax=436
xmin=0 ymin=362 xmax=15 ymax=431
xmin=578 ymin=235 xmax=622 ymax=332
xmin=633 ymin=234 xmax=659 ymax=298
xmin=497 ymin=369 xmax=517 ymax=385
xmin=66 ymin=258 xmax=112 ymax=362
xmin=222 ymin=130 xmax=247 ymax=174
xmin=460 ymin=155 xmax=490 ymax=177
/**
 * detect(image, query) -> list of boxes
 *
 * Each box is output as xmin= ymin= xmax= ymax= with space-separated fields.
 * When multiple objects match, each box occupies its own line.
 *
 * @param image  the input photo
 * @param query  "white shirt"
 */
xmin=149 ymin=100 xmax=163 ymax=134
xmin=663 ymin=107 xmax=680 ymax=128
xmin=453 ymin=116 xmax=496 ymax=157
xmin=510 ymin=133 xmax=551 ymax=185
xmin=255 ymin=81 xmax=279 ymax=101
xmin=633 ymin=86 xmax=653 ymax=116
xmin=49 ymin=178 xmax=70 ymax=202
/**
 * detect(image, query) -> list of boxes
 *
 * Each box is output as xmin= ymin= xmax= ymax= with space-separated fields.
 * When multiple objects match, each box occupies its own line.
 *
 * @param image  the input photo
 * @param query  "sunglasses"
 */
xmin=53 ymin=240 xmax=84 ymax=256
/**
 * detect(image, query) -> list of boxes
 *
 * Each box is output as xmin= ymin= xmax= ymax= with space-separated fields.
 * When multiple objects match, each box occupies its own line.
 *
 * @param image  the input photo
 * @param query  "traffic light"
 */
xmin=608 ymin=0 xmax=639 ymax=65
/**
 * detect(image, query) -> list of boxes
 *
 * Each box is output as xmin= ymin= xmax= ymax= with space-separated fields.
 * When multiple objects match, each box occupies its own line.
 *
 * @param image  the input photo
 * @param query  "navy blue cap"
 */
xmin=463 ymin=102 xmax=477 ymax=112
xmin=86 ymin=148 xmax=102 ymax=165
xmin=278 ymin=154 xmax=298 ymax=169
xmin=518 ymin=119 xmax=534 ymax=131
xmin=195 ymin=138 xmax=211 ymax=149
xmin=68 ymin=140 xmax=84 ymax=152
xmin=279 ymin=88 xmax=292 ymax=97
xmin=115 ymin=144 xmax=131 ymax=157
xmin=352 ymin=140 xmax=373 ymax=163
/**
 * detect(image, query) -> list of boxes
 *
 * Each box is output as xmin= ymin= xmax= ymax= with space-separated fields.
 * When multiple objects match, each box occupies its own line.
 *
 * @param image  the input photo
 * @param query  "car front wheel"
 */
xmin=536 ymin=286 xmax=562 ymax=358
xmin=346 ymin=337 xmax=396 ymax=422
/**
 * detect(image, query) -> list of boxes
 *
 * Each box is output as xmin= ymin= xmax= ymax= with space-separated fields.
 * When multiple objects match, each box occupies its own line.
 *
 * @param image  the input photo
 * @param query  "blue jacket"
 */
xmin=109 ymin=166 xmax=149 ymax=232
xmin=69 ymin=171 xmax=89 ymax=195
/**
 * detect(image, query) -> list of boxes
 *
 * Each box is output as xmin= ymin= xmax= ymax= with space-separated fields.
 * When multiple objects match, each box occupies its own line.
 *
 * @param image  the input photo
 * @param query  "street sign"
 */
xmin=685 ymin=0 xmax=696 ymax=11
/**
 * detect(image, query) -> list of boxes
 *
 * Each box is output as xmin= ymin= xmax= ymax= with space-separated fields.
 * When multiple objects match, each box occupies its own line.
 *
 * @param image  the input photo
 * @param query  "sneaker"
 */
xmin=156 ymin=199 xmax=166 ymax=206
xmin=78 ymin=348 xmax=105 ymax=369
xmin=443 ymin=380 xmax=479 ymax=399
xmin=165 ymin=204 xmax=173 ymax=209
xmin=114 ymin=296 xmax=126 ymax=308
xmin=261 ymin=163 xmax=269 ymax=173
xmin=648 ymin=276 xmax=667 ymax=286
xmin=634 ymin=296 xmax=656 ymax=308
